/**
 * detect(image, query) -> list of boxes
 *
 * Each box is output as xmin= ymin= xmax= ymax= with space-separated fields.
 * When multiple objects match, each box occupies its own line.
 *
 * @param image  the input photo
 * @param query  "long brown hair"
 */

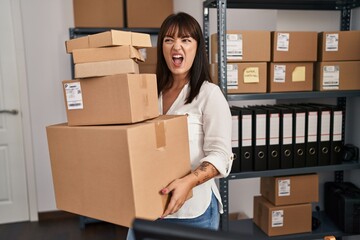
xmin=156 ymin=12 xmax=212 ymax=104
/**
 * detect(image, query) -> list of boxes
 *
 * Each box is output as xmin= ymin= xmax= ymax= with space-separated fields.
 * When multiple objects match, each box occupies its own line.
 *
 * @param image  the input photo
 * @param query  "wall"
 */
xmin=19 ymin=0 xmax=359 ymax=217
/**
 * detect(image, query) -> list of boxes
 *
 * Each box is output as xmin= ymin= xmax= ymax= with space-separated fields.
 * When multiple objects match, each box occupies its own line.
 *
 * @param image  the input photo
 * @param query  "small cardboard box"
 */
xmin=211 ymin=31 xmax=271 ymax=63
xmin=72 ymin=46 xmax=144 ymax=64
xmin=73 ymin=0 xmax=124 ymax=28
xmin=89 ymin=30 xmax=152 ymax=48
xmin=139 ymin=47 xmax=157 ymax=74
xmin=126 ymin=0 xmax=173 ymax=28
xmin=65 ymin=36 xmax=89 ymax=53
xmin=260 ymin=173 xmax=319 ymax=206
xmin=46 ymin=115 xmax=191 ymax=228
xmin=318 ymin=31 xmax=360 ymax=61
xmin=315 ymin=61 xmax=360 ymax=91
xmin=210 ymin=62 xmax=267 ymax=93
xmin=74 ymin=59 xmax=139 ymax=78
xmin=63 ymin=74 xmax=159 ymax=126
xmin=272 ymin=31 xmax=318 ymax=62
xmin=253 ymin=196 xmax=312 ymax=236
xmin=268 ymin=62 xmax=314 ymax=93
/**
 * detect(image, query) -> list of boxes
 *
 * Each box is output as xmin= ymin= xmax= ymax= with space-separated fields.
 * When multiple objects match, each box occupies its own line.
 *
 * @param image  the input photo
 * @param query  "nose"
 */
xmin=173 ymin=39 xmax=182 ymax=51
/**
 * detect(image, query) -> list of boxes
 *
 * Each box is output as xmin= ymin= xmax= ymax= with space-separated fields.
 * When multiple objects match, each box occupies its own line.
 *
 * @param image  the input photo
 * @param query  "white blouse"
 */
xmin=159 ymin=81 xmax=233 ymax=219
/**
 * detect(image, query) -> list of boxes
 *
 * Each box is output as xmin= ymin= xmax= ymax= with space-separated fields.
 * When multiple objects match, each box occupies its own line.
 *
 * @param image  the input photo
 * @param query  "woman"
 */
xmin=127 ymin=12 xmax=232 ymax=239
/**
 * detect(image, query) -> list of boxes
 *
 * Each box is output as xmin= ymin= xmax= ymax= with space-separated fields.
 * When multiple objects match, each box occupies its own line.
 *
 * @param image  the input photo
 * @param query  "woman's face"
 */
xmin=162 ymin=30 xmax=197 ymax=80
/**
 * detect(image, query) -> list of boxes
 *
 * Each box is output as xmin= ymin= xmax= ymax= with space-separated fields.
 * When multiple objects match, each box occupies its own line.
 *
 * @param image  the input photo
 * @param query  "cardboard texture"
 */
xmin=253 ymin=196 xmax=312 ymax=236
xmin=272 ymin=31 xmax=318 ymax=62
xmin=318 ymin=31 xmax=360 ymax=61
xmin=260 ymin=173 xmax=319 ymax=206
xmin=211 ymin=31 xmax=271 ymax=63
xmin=46 ymin=115 xmax=191 ymax=228
xmin=127 ymin=0 xmax=173 ymax=28
xmin=63 ymin=74 xmax=159 ymax=126
xmin=74 ymin=59 xmax=139 ymax=78
xmin=269 ymin=62 xmax=314 ymax=93
xmin=73 ymin=0 xmax=124 ymax=28
xmin=139 ymin=47 xmax=157 ymax=74
xmin=65 ymin=36 xmax=89 ymax=53
xmin=89 ymin=30 xmax=152 ymax=48
xmin=315 ymin=61 xmax=360 ymax=91
xmin=210 ymin=62 xmax=267 ymax=93
xmin=72 ymin=46 xmax=144 ymax=64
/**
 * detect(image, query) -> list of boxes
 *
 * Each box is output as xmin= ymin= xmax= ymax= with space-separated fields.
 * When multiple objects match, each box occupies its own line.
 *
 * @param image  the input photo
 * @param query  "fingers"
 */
xmin=161 ymin=195 xmax=184 ymax=218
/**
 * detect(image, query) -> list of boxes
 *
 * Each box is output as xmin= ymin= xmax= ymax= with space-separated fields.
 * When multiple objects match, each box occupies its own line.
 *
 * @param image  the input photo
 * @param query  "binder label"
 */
xmin=272 ymin=210 xmax=284 ymax=227
xmin=232 ymin=115 xmax=239 ymax=148
xmin=322 ymin=65 xmax=339 ymax=89
xmin=295 ymin=112 xmax=306 ymax=144
xmin=227 ymin=64 xmax=238 ymax=89
xmin=64 ymin=82 xmax=83 ymax=110
xmin=276 ymin=33 xmax=289 ymax=51
xmin=226 ymin=34 xmax=243 ymax=60
xmin=256 ymin=114 xmax=266 ymax=146
xmin=274 ymin=65 xmax=286 ymax=83
xmin=278 ymin=179 xmax=291 ymax=196
xmin=325 ymin=33 xmax=339 ymax=51
xmin=321 ymin=111 xmax=331 ymax=141
xmin=333 ymin=111 xmax=343 ymax=141
xmin=270 ymin=113 xmax=280 ymax=145
xmin=308 ymin=112 xmax=318 ymax=142
xmin=242 ymin=115 xmax=252 ymax=147
xmin=283 ymin=114 xmax=293 ymax=144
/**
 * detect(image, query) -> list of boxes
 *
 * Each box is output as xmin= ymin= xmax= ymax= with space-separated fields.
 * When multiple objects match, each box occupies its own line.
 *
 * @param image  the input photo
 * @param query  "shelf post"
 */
xmin=219 ymin=178 xmax=229 ymax=231
xmin=203 ymin=2 xmax=210 ymax=56
xmin=217 ymin=0 xmax=228 ymax=99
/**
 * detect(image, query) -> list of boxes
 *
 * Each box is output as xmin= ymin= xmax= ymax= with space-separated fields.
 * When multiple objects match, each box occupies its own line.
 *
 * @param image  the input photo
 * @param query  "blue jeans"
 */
xmin=126 ymin=193 xmax=219 ymax=240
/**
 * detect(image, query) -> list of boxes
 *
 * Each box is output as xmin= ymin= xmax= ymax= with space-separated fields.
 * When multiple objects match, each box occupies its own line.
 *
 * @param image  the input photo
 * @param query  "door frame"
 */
xmin=9 ymin=0 xmax=38 ymax=221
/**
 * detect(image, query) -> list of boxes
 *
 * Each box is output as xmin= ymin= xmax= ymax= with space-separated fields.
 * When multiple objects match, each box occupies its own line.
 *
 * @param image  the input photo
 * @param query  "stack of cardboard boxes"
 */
xmin=46 ymin=30 xmax=191 ymax=228
xmin=139 ymin=47 xmax=158 ymax=74
xmin=253 ymin=173 xmax=319 ymax=236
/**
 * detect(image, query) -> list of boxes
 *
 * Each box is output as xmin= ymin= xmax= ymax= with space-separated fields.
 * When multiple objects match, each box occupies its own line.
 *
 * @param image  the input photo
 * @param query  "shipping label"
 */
xmin=276 ymin=33 xmax=289 ymax=51
xmin=272 ymin=210 xmax=284 ymax=227
xmin=278 ymin=179 xmax=291 ymax=196
xmin=226 ymin=34 xmax=243 ymax=60
xmin=325 ymin=33 xmax=339 ymax=51
xmin=322 ymin=65 xmax=339 ymax=90
xmin=274 ymin=65 xmax=286 ymax=83
xmin=64 ymin=82 xmax=83 ymax=110
xmin=227 ymin=64 xmax=238 ymax=89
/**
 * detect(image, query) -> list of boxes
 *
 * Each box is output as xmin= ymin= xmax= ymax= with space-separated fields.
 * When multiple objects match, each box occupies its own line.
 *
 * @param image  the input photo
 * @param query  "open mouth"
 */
xmin=172 ymin=54 xmax=184 ymax=66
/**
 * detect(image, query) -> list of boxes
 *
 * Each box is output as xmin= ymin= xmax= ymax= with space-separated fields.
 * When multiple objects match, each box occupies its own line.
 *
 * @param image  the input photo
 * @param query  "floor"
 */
xmin=0 ymin=214 xmax=129 ymax=240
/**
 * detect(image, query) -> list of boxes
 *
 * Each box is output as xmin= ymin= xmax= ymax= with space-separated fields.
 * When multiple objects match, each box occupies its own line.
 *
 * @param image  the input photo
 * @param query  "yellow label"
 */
xmin=292 ymin=66 xmax=306 ymax=82
xmin=243 ymin=67 xmax=259 ymax=83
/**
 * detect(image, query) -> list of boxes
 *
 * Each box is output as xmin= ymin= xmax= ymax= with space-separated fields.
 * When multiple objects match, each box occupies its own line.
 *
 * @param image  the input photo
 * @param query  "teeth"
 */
xmin=173 ymin=55 xmax=182 ymax=58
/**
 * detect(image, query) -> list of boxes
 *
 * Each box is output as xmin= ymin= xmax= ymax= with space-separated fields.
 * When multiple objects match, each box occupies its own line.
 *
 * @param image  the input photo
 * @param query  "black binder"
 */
xmin=230 ymin=107 xmax=240 ymax=173
xmin=329 ymin=105 xmax=345 ymax=165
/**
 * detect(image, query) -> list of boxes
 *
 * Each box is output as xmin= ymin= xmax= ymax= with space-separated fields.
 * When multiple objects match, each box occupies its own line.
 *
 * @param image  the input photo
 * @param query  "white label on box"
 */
xmin=226 ymin=34 xmax=243 ymax=60
xmin=333 ymin=111 xmax=343 ymax=141
xmin=277 ymin=33 xmax=289 ymax=51
xmin=232 ymin=115 xmax=239 ymax=148
xmin=322 ymin=65 xmax=339 ymax=90
xmin=278 ymin=179 xmax=291 ymax=196
xmin=242 ymin=115 xmax=252 ymax=147
xmin=272 ymin=210 xmax=284 ymax=227
xmin=227 ymin=64 xmax=238 ymax=89
xmin=283 ymin=113 xmax=293 ymax=145
xmin=274 ymin=65 xmax=286 ymax=83
xmin=269 ymin=113 xmax=280 ymax=145
xmin=64 ymin=82 xmax=83 ymax=110
xmin=256 ymin=114 xmax=266 ymax=146
xmin=325 ymin=33 xmax=339 ymax=51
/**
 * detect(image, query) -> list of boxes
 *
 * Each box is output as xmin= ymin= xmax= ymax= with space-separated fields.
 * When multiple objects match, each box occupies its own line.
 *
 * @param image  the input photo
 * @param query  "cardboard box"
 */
xmin=315 ymin=61 xmax=360 ymax=91
xmin=63 ymin=74 xmax=159 ymax=126
xmin=268 ymin=62 xmax=314 ymax=93
xmin=46 ymin=115 xmax=191 ymax=227
xmin=260 ymin=173 xmax=319 ymax=206
xmin=65 ymin=36 xmax=89 ymax=53
xmin=72 ymin=46 xmax=144 ymax=64
xmin=272 ymin=31 xmax=318 ymax=62
xmin=127 ymin=0 xmax=173 ymax=28
xmin=73 ymin=0 xmax=124 ymax=28
xmin=253 ymin=196 xmax=312 ymax=236
xmin=318 ymin=31 xmax=360 ymax=61
xmin=211 ymin=31 xmax=271 ymax=63
xmin=74 ymin=59 xmax=139 ymax=78
xmin=89 ymin=30 xmax=152 ymax=48
xmin=210 ymin=62 xmax=267 ymax=93
xmin=139 ymin=47 xmax=157 ymax=74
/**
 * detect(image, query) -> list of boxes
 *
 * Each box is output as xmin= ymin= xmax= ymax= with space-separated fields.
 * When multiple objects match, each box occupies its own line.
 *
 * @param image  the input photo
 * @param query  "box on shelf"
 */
xmin=72 ymin=46 xmax=144 ymax=64
xmin=46 ymin=115 xmax=191 ymax=228
xmin=139 ymin=47 xmax=157 ymax=74
xmin=74 ymin=59 xmax=139 ymax=78
xmin=63 ymin=74 xmax=159 ymax=126
xmin=268 ymin=62 xmax=314 ymax=93
xmin=315 ymin=61 xmax=360 ymax=91
xmin=318 ymin=31 xmax=360 ymax=61
xmin=272 ymin=31 xmax=318 ymax=62
xmin=73 ymin=0 xmax=124 ymax=28
xmin=65 ymin=36 xmax=89 ymax=54
xmin=211 ymin=31 xmax=271 ymax=63
xmin=126 ymin=0 xmax=173 ymax=28
xmin=253 ymin=196 xmax=312 ymax=236
xmin=210 ymin=62 xmax=267 ymax=94
xmin=260 ymin=173 xmax=319 ymax=206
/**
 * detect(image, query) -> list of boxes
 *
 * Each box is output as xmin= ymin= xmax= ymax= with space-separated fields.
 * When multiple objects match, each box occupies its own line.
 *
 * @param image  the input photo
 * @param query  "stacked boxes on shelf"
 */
xmin=46 ymin=30 xmax=192 ymax=227
xmin=253 ymin=173 xmax=319 ymax=236
xmin=315 ymin=30 xmax=360 ymax=91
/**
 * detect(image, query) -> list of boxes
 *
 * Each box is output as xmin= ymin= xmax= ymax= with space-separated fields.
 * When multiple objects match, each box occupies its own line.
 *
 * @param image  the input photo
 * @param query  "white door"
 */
xmin=0 ymin=0 xmax=30 ymax=224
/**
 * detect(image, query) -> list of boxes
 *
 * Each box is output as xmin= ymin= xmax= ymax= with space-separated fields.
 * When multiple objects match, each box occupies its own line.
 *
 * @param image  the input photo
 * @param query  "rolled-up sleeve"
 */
xmin=200 ymin=86 xmax=233 ymax=178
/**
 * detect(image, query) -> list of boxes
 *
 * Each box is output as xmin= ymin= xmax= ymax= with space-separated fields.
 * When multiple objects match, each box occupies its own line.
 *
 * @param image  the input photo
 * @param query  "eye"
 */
xmin=182 ymin=38 xmax=192 ymax=43
xmin=164 ymin=37 xmax=174 ymax=43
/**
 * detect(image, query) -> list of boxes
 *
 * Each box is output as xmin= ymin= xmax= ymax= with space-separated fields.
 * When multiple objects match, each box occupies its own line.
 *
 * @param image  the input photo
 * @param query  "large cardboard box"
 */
xmin=73 ymin=0 xmax=124 ymax=28
xmin=139 ymin=47 xmax=157 ymax=74
xmin=210 ymin=63 xmax=267 ymax=93
xmin=315 ymin=61 xmax=360 ymax=91
xmin=127 ymin=0 xmax=173 ymax=28
xmin=63 ymin=74 xmax=159 ymax=126
xmin=46 ymin=115 xmax=191 ymax=227
xmin=74 ymin=59 xmax=139 ymax=78
xmin=72 ymin=46 xmax=144 ymax=64
xmin=211 ymin=31 xmax=271 ymax=63
xmin=268 ymin=62 xmax=314 ymax=93
xmin=89 ymin=30 xmax=152 ymax=48
xmin=272 ymin=31 xmax=318 ymax=62
xmin=253 ymin=196 xmax=312 ymax=236
xmin=318 ymin=31 xmax=360 ymax=61
xmin=260 ymin=173 xmax=319 ymax=206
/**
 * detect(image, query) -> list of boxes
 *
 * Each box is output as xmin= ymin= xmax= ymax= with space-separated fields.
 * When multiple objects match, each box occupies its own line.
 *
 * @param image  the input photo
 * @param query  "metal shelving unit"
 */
xmin=203 ymin=0 xmax=360 ymax=238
